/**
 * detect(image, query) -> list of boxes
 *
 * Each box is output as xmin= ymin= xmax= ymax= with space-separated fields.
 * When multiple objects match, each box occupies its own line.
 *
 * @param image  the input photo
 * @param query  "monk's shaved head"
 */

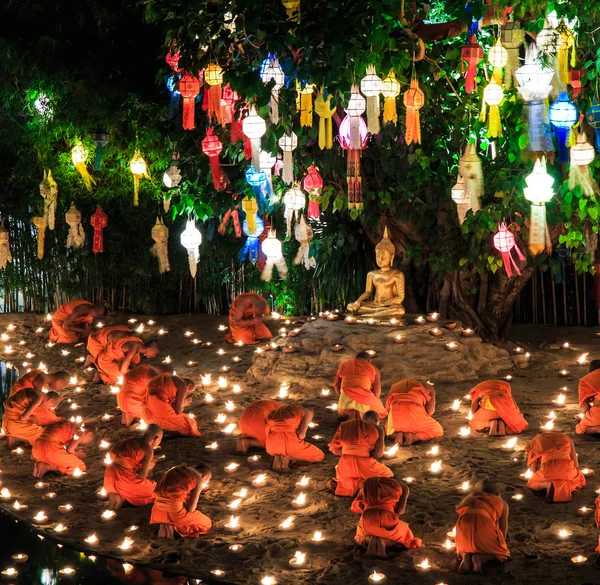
xmin=51 ymin=371 xmax=71 ymax=385
xmin=363 ymin=411 xmax=380 ymax=425
xmin=194 ymin=462 xmax=211 ymax=475
xmin=45 ymin=391 xmax=61 ymax=406
xmin=590 ymin=360 xmax=600 ymax=373
xmin=356 ymin=351 xmax=372 ymax=362
xmin=479 ymin=479 xmax=500 ymax=496
xmin=144 ymin=340 xmax=160 ymax=358
xmin=144 ymin=424 xmax=163 ymax=442
xmin=91 ymin=304 xmax=106 ymax=317
xmin=252 ymin=296 xmax=268 ymax=312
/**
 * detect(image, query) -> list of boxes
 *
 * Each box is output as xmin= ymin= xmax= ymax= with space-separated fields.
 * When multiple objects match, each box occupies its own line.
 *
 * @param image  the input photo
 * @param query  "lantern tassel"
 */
xmin=208 ymin=86 xmax=223 ymax=124
xmin=282 ymin=151 xmax=294 ymax=184
xmin=133 ymin=175 xmax=140 ymax=207
xmin=182 ymin=96 xmax=196 ymax=130
xmin=528 ymin=204 xmax=549 ymax=255
xmin=74 ymin=162 xmax=96 ymax=192
xmin=487 ymin=105 xmax=502 ymax=138
xmin=405 ymin=107 xmax=421 ymax=145
xmin=383 ymin=98 xmax=397 ymax=124
xmin=261 ymin=255 xmax=288 ymax=282
xmin=250 ymin=139 xmax=261 ymax=171
xmin=308 ymin=200 xmax=320 ymax=220
xmin=464 ymin=61 xmax=477 ymax=94
xmin=569 ymin=164 xmax=600 ymax=197
xmin=32 ymin=216 xmax=47 ymax=260
xmin=347 ymin=149 xmax=363 ymax=210
xmin=555 ymin=128 xmax=571 ymax=164
xmin=504 ymin=49 xmax=519 ymax=90
xmin=318 ymin=117 xmax=332 ymax=149
xmin=300 ymin=92 xmax=313 ymax=127
xmin=365 ymin=96 xmax=380 ymax=135
xmin=209 ymin=157 xmax=226 ymax=190
xmin=270 ymin=89 xmax=280 ymax=124
xmin=187 ymin=249 xmax=199 ymax=278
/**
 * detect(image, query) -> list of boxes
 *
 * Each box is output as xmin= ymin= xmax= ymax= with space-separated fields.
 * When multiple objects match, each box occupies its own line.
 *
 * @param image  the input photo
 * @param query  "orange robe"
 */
xmin=118 ymin=365 xmax=158 ymax=421
xmin=265 ymin=404 xmax=324 ymax=463
xmin=335 ymin=359 xmax=386 ymax=417
xmin=95 ymin=335 xmax=142 ymax=385
xmin=455 ymin=492 xmax=510 ymax=561
xmin=87 ymin=325 xmax=131 ymax=360
xmin=9 ymin=369 xmax=43 ymax=397
xmin=351 ymin=477 xmax=422 ymax=549
xmin=238 ymin=400 xmax=282 ymax=447
xmin=150 ymin=465 xmax=211 ymax=538
xmin=143 ymin=374 xmax=200 ymax=437
xmin=225 ymin=293 xmax=272 ymax=345
xmin=2 ymin=390 xmax=45 ymax=444
xmin=104 ymin=438 xmax=156 ymax=506
xmin=469 ymin=381 xmax=528 ymax=434
xmin=49 ymin=300 xmax=93 ymax=344
xmin=385 ymin=379 xmax=444 ymax=440
xmin=328 ymin=420 xmax=393 ymax=496
xmin=526 ymin=432 xmax=585 ymax=502
xmin=576 ymin=369 xmax=600 ymax=434
xmin=31 ymin=421 xmax=85 ymax=475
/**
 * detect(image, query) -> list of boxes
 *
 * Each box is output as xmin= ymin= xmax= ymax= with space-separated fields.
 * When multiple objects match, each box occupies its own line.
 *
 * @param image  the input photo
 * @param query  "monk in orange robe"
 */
xmin=265 ymin=404 xmax=324 ymax=467
xmin=334 ymin=352 xmax=386 ymax=419
xmin=351 ymin=476 xmax=422 ymax=557
xmin=49 ymin=300 xmax=105 ymax=344
xmin=32 ymin=421 xmax=94 ymax=478
xmin=455 ymin=480 xmax=510 ymax=574
xmin=469 ymin=380 xmax=528 ymax=436
xmin=385 ymin=379 xmax=443 ymax=445
xmin=2 ymin=389 xmax=60 ymax=446
xmin=104 ymin=424 xmax=163 ymax=509
xmin=150 ymin=464 xmax=212 ymax=538
xmin=94 ymin=335 xmax=159 ymax=384
xmin=143 ymin=374 xmax=200 ymax=436
xmin=9 ymin=369 xmax=71 ymax=397
xmin=117 ymin=365 xmax=173 ymax=426
xmin=225 ymin=292 xmax=272 ymax=345
xmin=329 ymin=411 xmax=393 ymax=496
xmin=525 ymin=431 xmax=585 ymax=502
xmin=85 ymin=324 xmax=132 ymax=367
xmin=236 ymin=399 xmax=283 ymax=453
xmin=576 ymin=360 xmax=600 ymax=435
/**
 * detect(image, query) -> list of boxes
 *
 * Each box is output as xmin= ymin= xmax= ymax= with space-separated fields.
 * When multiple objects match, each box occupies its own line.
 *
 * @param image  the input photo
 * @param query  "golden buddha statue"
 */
xmin=347 ymin=227 xmax=405 ymax=318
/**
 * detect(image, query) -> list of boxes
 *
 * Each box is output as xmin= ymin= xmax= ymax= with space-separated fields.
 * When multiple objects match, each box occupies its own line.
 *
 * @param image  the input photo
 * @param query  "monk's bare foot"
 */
xmin=92 ymin=373 xmax=102 ymax=384
xmin=458 ymin=554 xmax=472 ymax=574
xmin=7 ymin=436 xmax=18 ymax=449
xmin=83 ymin=355 xmax=94 ymax=368
xmin=545 ymin=484 xmax=554 ymax=502
xmin=393 ymin=432 xmax=404 ymax=445
xmin=236 ymin=437 xmax=250 ymax=454
xmin=403 ymin=433 xmax=417 ymax=446
xmin=121 ymin=413 xmax=137 ymax=427
xmin=472 ymin=553 xmax=494 ymax=573
xmin=157 ymin=524 xmax=175 ymax=539
xmin=108 ymin=493 xmax=125 ymax=510
xmin=34 ymin=462 xmax=55 ymax=479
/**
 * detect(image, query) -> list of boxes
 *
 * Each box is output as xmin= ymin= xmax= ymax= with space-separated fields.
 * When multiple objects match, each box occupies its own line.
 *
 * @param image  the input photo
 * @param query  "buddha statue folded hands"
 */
xmin=347 ymin=227 xmax=405 ymax=319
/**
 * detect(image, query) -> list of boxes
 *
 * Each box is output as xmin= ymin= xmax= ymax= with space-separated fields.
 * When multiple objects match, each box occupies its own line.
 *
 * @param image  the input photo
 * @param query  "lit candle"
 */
xmin=415 ymin=316 xmax=426 ymax=325
xmin=458 ymin=481 xmax=470 ymax=492
xmin=383 ymin=444 xmax=399 ymax=458
xmin=136 ymin=419 xmax=147 ymax=431
xmin=445 ymin=342 xmax=458 ymax=351
xmin=578 ymin=506 xmax=591 ymax=516
xmin=229 ymin=544 xmax=244 ymax=552
xmin=54 ymin=524 xmax=67 ymax=533
xmin=58 ymin=504 xmax=73 ymax=513
xmin=547 ymin=411 xmax=556 ymax=419
xmin=135 ymin=324 xmax=144 ymax=333
xmin=296 ymin=475 xmax=311 ymax=488
xmin=12 ymin=501 xmax=27 ymax=511
xmin=10 ymin=555 xmax=27 ymax=564
xmin=211 ymin=569 xmax=226 ymax=576
xmin=292 ymin=492 xmax=307 ymax=508
xmin=0 ymin=488 xmax=11 ymax=500
xmin=326 ymin=403 xmax=338 ymax=411
xmin=147 ymin=320 xmax=155 ymax=326
xmin=248 ymin=454 xmax=261 ymax=463
xmin=443 ymin=539 xmax=454 ymax=550
xmin=552 ymin=394 xmax=566 ymax=405
xmin=427 ymin=312 xmax=439 ymax=322
xmin=289 ymin=551 xmax=306 ymax=567
xmin=72 ymin=467 xmax=85 ymax=477
xmin=104 ymin=453 xmax=113 ymax=465
xmin=222 ymin=423 xmax=236 ymax=434
xmin=462 ymin=328 xmax=474 ymax=337
xmin=390 ymin=318 xmax=399 ymax=326
xmin=451 ymin=399 xmax=461 ymax=411
xmin=559 ymin=369 xmax=569 ymax=377
xmin=218 ymin=376 xmax=228 ymax=388
xmin=123 ymin=564 xmax=133 ymax=574
xmin=321 ymin=388 xmax=330 ymax=396
xmin=58 ymin=568 xmax=76 ymax=576
xmin=252 ymin=474 xmax=268 ymax=487
xmin=215 ymin=413 xmax=227 ymax=424
xmin=521 ymin=469 xmax=533 ymax=480
xmin=311 ymin=530 xmax=325 ymax=543
xmin=582 ymin=468 xmax=594 ymax=476
xmin=557 ymin=529 xmax=571 ymax=539
xmin=402 ymin=477 xmax=415 ymax=484
xmin=97 ymin=487 xmax=107 ymax=498
xmin=102 ymin=413 xmax=114 ymax=421
xmin=501 ymin=437 xmax=517 ymax=451
xmin=225 ymin=400 xmax=236 ymax=411
xmin=540 ymin=420 xmax=554 ymax=431
xmin=205 ymin=442 xmax=218 ymax=450
xmin=118 ymin=537 xmax=134 ymax=550
xmin=571 ymin=555 xmax=587 ymax=564
xmin=366 ymin=569 xmax=384 ymax=582
xmin=428 ymin=460 xmax=443 ymax=475
xmin=447 ymin=526 xmax=456 ymax=538
xmin=577 ymin=353 xmax=589 ymax=365
xmin=232 ymin=357 xmax=241 ymax=363
xmin=345 ymin=316 xmax=357 ymax=323
xmin=224 ymin=462 xmax=239 ymax=473
xmin=260 ymin=577 xmax=277 ymax=585
xmin=233 ymin=487 xmax=249 ymax=498
xmin=163 ymin=356 xmax=172 ymax=364
xmin=224 ymin=515 xmax=241 ymax=532
xmin=366 ymin=349 xmax=376 ymax=357
xmin=228 ymin=498 xmax=242 ymax=510
xmin=126 ymin=525 xmax=139 ymax=532
xmin=458 ymin=426 xmax=471 ymax=437
xmin=99 ymin=440 xmax=111 ymax=450
xmin=417 ymin=559 xmax=430 ymax=569
xmin=102 ymin=510 xmax=116 ymax=520
xmin=514 ymin=347 xmax=524 ymax=354
xmin=279 ymin=515 xmax=295 ymax=530
xmin=1 ymin=568 xmax=18 ymax=577
xmin=11 ymin=447 xmax=24 ymax=455
xmin=185 ymin=331 xmax=193 ymax=337
xmin=511 ymin=493 xmax=523 ymax=501
xmin=205 ymin=393 xmax=214 ymax=403
xmin=42 ymin=492 xmax=56 ymax=500
xmin=430 ymin=328 xmax=443 ymax=337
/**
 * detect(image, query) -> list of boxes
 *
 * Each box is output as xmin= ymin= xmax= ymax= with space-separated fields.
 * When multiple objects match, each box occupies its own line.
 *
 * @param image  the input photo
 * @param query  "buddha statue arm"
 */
xmin=347 ymin=273 xmax=374 ymax=312
xmin=387 ymin=271 xmax=405 ymax=305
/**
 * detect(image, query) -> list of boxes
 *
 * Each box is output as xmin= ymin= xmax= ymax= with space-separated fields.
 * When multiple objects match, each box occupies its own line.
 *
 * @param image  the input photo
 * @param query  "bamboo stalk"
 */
xmin=551 ymin=272 xmax=557 ymax=326
xmin=575 ymin=270 xmax=581 ymax=326
xmin=540 ymin=267 xmax=547 ymax=325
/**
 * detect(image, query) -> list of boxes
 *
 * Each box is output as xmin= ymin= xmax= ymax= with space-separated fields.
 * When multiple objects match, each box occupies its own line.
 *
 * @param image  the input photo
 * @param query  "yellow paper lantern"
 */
xmin=129 ymin=150 xmax=149 ymax=207
xmin=381 ymin=73 xmax=401 ymax=124
xmin=205 ymin=64 xmax=224 ymax=124
xmin=71 ymin=141 xmax=96 ymax=192
xmin=488 ymin=39 xmax=508 ymax=84
xmin=403 ymin=79 xmax=424 ymax=145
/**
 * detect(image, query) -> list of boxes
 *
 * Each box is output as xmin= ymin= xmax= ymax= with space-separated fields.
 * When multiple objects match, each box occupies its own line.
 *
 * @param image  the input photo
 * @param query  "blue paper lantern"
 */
xmin=239 ymin=215 xmax=264 ymax=264
xmin=549 ymin=92 xmax=578 ymax=163
xmin=166 ymin=75 xmax=181 ymax=119
xmin=245 ymin=167 xmax=271 ymax=211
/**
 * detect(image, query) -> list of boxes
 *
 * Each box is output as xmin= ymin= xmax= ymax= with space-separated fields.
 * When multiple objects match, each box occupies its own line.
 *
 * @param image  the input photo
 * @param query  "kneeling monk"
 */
xmin=385 ymin=379 xmax=443 ymax=445
xmin=334 ymin=352 xmax=386 ymax=420
xmin=95 ymin=335 xmax=159 ymax=385
xmin=32 ymin=421 xmax=94 ymax=478
xmin=85 ymin=325 xmax=132 ymax=367
xmin=265 ymin=404 xmax=324 ymax=466
xmin=329 ymin=411 xmax=393 ymax=496
xmin=525 ymin=431 xmax=585 ymax=502
xmin=236 ymin=399 xmax=282 ymax=453
xmin=104 ymin=424 xmax=163 ymax=509
xmin=9 ymin=369 xmax=70 ymax=397
xmin=143 ymin=374 xmax=200 ymax=437
xmin=469 ymin=381 xmax=528 ymax=436
xmin=150 ymin=464 xmax=212 ymax=538
xmin=49 ymin=300 xmax=104 ymax=344
xmin=225 ymin=292 xmax=272 ymax=345
xmin=2 ymin=389 xmax=60 ymax=446
xmin=455 ymin=479 xmax=510 ymax=574
xmin=576 ymin=360 xmax=600 ymax=435
xmin=352 ymin=477 xmax=422 ymax=557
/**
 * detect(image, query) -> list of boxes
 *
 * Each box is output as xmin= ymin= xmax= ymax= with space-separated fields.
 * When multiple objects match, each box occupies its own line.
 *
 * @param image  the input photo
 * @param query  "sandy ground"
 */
xmin=0 ymin=312 xmax=600 ymax=585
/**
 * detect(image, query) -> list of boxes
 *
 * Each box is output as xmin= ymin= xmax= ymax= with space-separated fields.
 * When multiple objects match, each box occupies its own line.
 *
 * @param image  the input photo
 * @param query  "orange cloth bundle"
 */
xmin=118 ymin=365 xmax=158 ymax=421
xmin=49 ymin=300 xmax=93 ymax=344
xmin=469 ymin=381 xmax=528 ymax=434
xmin=335 ymin=359 xmax=386 ymax=416
xmin=239 ymin=400 xmax=282 ymax=446
xmin=2 ymin=390 xmax=45 ymax=444
xmin=87 ymin=325 xmax=131 ymax=360
xmin=32 ymin=421 xmax=85 ymax=475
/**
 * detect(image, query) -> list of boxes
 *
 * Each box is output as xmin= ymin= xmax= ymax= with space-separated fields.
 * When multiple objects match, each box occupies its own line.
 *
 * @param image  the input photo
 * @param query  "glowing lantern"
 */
xmin=458 ymin=143 xmax=483 ymax=217
xmin=536 ymin=18 xmax=559 ymax=56
xmin=451 ymin=175 xmax=469 ymax=224
xmin=39 ymin=170 xmax=57 ymax=230
xmin=488 ymin=38 xmax=508 ymax=85
xmin=166 ymin=75 xmax=180 ymax=119
xmin=556 ymin=19 xmax=576 ymax=85
xmin=568 ymin=132 xmax=598 ymax=196
xmin=403 ymin=78 xmax=424 ymax=145
xmin=71 ymin=141 xmax=95 ymax=192
xmin=493 ymin=223 xmax=525 ymax=277
xmin=299 ymin=84 xmax=315 ymax=128
xmin=360 ymin=65 xmax=382 ymax=134
xmin=549 ymin=92 xmax=578 ymax=163
xmin=242 ymin=106 xmax=266 ymax=170
xmin=282 ymin=0 xmax=300 ymax=23
xmin=381 ymin=72 xmax=401 ymax=124
xmin=180 ymin=219 xmax=202 ymax=277
xmin=90 ymin=207 xmax=108 ymax=254
xmin=481 ymin=82 xmax=504 ymax=138
xmin=314 ymin=90 xmax=336 ymax=149
xmin=303 ymin=165 xmax=323 ymax=220
xmin=293 ymin=215 xmax=315 ymax=269
xmin=261 ymin=58 xmax=285 ymax=123
xmin=240 ymin=214 xmax=264 ymax=264
xmin=177 ymin=72 xmax=200 ymax=130
xmin=569 ymin=68 xmax=583 ymax=98
xmin=462 ymin=35 xmax=484 ymax=94
xmin=32 ymin=216 xmax=47 ymax=259
xmin=163 ymin=156 xmax=181 ymax=189
xmin=129 ymin=150 xmax=149 ymax=207
xmin=202 ymin=129 xmax=226 ymax=190
xmin=151 ymin=217 xmax=170 ymax=274
xmin=261 ymin=229 xmax=287 ymax=281
xmin=245 ymin=168 xmax=270 ymax=210
xmin=241 ymin=196 xmax=259 ymax=235
xmin=278 ymin=132 xmax=298 ymax=185
xmin=284 ymin=185 xmax=305 ymax=236
xmin=500 ymin=12 xmax=524 ymax=89
xmin=66 ymin=205 xmax=84 ymax=249
xmin=523 ymin=157 xmax=554 ymax=255
xmin=205 ymin=63 xmax=224 ymax=124
xmin=259 ymin=150 xmax=277 ymax=191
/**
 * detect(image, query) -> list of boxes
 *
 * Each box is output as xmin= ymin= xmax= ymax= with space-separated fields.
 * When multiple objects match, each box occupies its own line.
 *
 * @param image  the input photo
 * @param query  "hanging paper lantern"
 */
xmin=0 ymin=223 xmax=12 ymax=270
xmin=259 ymin=150 xmax=277 ymax=193
xmin=536 ymin=18 xmax=559 ymax=56
xmin=568 ymin=69 xmax=583 ymax=99
xmin=166 ymin=75 xmax=181 ymax=120
xmin=150 ymin=217 xmax=170 ymax=274
xmin=360 ymin=66 xmax=382 ymax=135
xmin=303 ymin=165 xmax=323 ymax=220
xmin=90 ymin=207 xmax=108 ymax=254
xmin=283 ymin=184 xmax=305 ymax=237
xmin=293 ymin=215 xmax=315 ymax=270
xmin=242 ymin=106 xmax=267 ymax=170
xmin=488 ymin=38 xmax=508 ymax=85
xmin=569 ymin=132 xmax=598 ymax=196
xmin=93 ymin=130 xmax=109 ymax=171
xmin=202 ymin=129 xmax=226 ymax=190
xmin=261 ymin=229 xmax=287 ymax=281
xmin=239 ymin=214 xmax=264 ymax=264
xmin=461 ymin=35 xmax=484 ymax=94
xmin=180 ymin=219 xmax=202 ymax=278
xmin=481 ymin=82 xmax=504 ymax=138
xmin=458 ymin=143 xmax=484 ymax=216
xmin=493 ymin=223 xmax=525 ymax=277
xmin=218 ymin=203 xmax=242 ymax=238
xmin=245 ymin=168 xmax=270 ymax=211
xmin=403 ymin=78 xmax=424 ymax=145
xmin=71 ymin=141 xmax=95 ymax=192
xmin=282 ymin=0 xmax=300 ymax=23
xmin=241 ymin=196 xmax=259 ymax=235
xmin=178 ymin=72 xmax=200 ymax=130
xmin=65 ymin=204 xmax=85 ymax=249
xmin=278 ymin=132 xmax=298 ymax=185
xmin=165 ymin=44 xmax=181 ymax=73
xmin=523 ymin=157 xmax=554 ymax=255
xmin=381 ymin=72 xmax=401 ymax=124
xmin=500 ymin=13 xmax=524 ymax=89
xmin=549 ymin=92 xmax=578 ymax=163
xmin=297 ymin=84 xmax=314 ymax=128
xmin=556 ymin=18 xmax=576 ymax=86
xmin=261 ymin=58 xmax=285 ymax=124
xmin=32 ymin=216 xmax=47 ymax=260
xmin=314 ymin=90 xmax=336 ymax=149
xmin=221 ymin=84 xmax=239 ymax=125
xmin=163 ymin=156 xmax=182 ymax=189
xmin=129 ymin=150 xmax=150 ymax=207
xmin=451 ymin=175 xmax=470 ymax=224
xmin=39 ymin=170 xmax=57 ymax=231
xmin=205 ymin=63 xmax=224 ymax=124
xmin=586 ymin=101 xmax=600 ymax=150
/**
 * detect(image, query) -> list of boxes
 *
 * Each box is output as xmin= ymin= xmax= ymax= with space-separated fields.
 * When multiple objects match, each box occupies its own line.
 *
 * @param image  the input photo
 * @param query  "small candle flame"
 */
xmin=447 ymin=526 xmax=456 ymax=538
xmin=555 ymin=394 xmax=566 ymax=404
xmin=205 ymin=393 xmax=214 ymax=403
xmin=54 ymin=524 xmax=67 ymax=533
xmin=225 ymin=515 xmax=240 ymax=529
xmin=297 ymin=475 xmax=310 ymax=487
xmin=466 ymin=410 xmax=473 ymax=421
xmin=217 ymin=348 xmax=226 ymax=356
xmin=458 ymin=426 xmax=471 ymax=437
xmin=577 ymin=352 xmax=590 ymax=365
xmin=290 ymin=551 xmax=306 ymax=566
xmin=512 ymin=493 xmax=523 ymax=500
xmin=215 ymin=413 xmax=227 ymax=424
xmin=137 ymin=419 xmax=148 ymax=431
xmin=232 ymin=383 xmax=242 ymax=393
xmin=547 ymin=411 xmax=556 ymax=419
xmin=443 ymin=539 xmax=454 ymax=550
xmin=582 ymin=468 xmax=593 ymax=475
xmin=502 ymin=437 xmax=517 ymax=449
xmin=218 ymin=376 xmax=228 ymax=388
xmin=312 ymin=530 xmax=325 ymax=542
xmin=85 ymin=534 xmax=98 ymax=544
xmin=524 ymin=468 xmax=533 ymax=479
xmin=225 ymin=400 xmax=235 ymax=411
xmin=104 ymin=453 xmax=112 ymax=465
xmin=253 ymin=474 xmax=267 ymax=486
xmin=429 ymin=460 xmax=442 ymax=473
xmin=201 ymin=374 xmax=212 ymax=386
xmin=101 ymin=510 xmax=116 ymax=520
xmin=321 ymin=388 xmax=330 ymax=396
xmin=541 ymin=419 xmax=554 ymax=430
xmin=0 ymin=488 xmax=11 ymax=499
xmin=228 ymin=498 xmax=242 ymax=510
xmin=460 ymin=481 xmax=469 ymax=491
xmin=205 ymin=442 xmax=218 ymax=450
xmin=261 ymin=577 xmax=277 ymax=585
xmin=225 ymin=462 xmax=239 ymax=472
xmin=451 ymin=399 xmax=461 ymax=411
xmin=293 ymin=492 xmax=307 ymax=506
xmin=135 ymin=324 xmax=144 ymax=333
xmin=163 ymin=355 xmax=172 ymax=364
xmin=99 ymin=440 xmax=110 ymax=450
xmin=119 ymin=537 xmax=134 ymax=550
xmin=417 ymin=559 xmax=430 ymax=569
xmin=222 ymin=423 xmax=236 ymax=434
xmin=279 ymin=515 xmax=295 ymax=529
xmin=558 ymin=529 xmax=571 ymax=538
xmin=384 ymin=444 xmax=399 ymax=457
xmin=572 ymin=555 xmax=587 ymax=563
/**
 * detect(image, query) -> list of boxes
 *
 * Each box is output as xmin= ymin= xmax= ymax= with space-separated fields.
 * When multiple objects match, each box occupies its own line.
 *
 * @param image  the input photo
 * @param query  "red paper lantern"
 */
xmin=569 ymin=68 xmax=583 ymax=99
xmin=178 ymin=72 xmax=200 ymax=130
xmin=462 ymin=36 xmax=484 ymax=94
xmin=165 ymin=44 xmax=181 ymax=73
xmin=493 ymin=223 xmax=524 ymax=278
xmin=202 ymin=128 xmax=226 ymax=190
xmin=90 ymin=207 xmax=108 ymax=254
xmin=303 ymin=165 xmax=323 ymax=220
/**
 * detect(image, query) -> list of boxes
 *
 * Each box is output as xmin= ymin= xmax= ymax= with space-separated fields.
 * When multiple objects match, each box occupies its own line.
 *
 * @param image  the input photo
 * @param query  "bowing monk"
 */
xmin=329 ymin=411 xmax=393 ymax=497
xmin=104 ymin=424 xmax=163 ymax=509
xmin=455 ymin=479 xmax=510 ymax=574
xmin=236 ymin=399 xmax=282 ymax=453
xmin=525 ymin=431 xmax=585 ymax=502
xmin=334 ymin=351 xmax=386 ymax=420
xmin=49 ymin=300 xmax=104 ymax=344
xmin=32 ymin=421 xmax=94 ymax=478
xmin=143 ymin=374 xmax=200 ymax=437
xmin=575 ymin=360 xmax=600 ymax=435
xmin=385 ymin=379 xmax=443 ymax=445
xmin=469 ymin=380 xmax=528 ymax=436
xmin=94 ymin=334 xmax=159 ymax=385
xmin=225 ymin=292 xmax=272 ymax=345
xmin=9 ymin=369 xmax=70 ymax=397
xmin=150 ymin=463 xmax=212 ymax=538
xmin=85 ymin=324 xmax=132 ymax=367
xmin=351 ymin=476 xmax=422 ymax=558
xmin=265 ymin=404 xmax=324 ymax=468
xmin=118 ymin=365 xmax=173 ymax=427
xmin=2 ymin=389 xmax=60 ymax=446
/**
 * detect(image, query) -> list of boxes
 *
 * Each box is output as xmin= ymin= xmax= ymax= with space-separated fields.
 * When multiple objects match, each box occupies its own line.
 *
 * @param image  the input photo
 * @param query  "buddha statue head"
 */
xmin=375 ymin=226 xmax=395 ymax=270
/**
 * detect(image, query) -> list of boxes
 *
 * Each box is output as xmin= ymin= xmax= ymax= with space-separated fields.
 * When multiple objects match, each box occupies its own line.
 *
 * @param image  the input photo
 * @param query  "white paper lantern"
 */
xmin=242 ymin=106 xmax=267 ymax=169
xmin=180 ymin=219 xmax=202 ymax=278
xmin=360 ymin=65 xmax=382 ymax=134
xmin=523 ymin=157 xmax=554 ymax=255
xmin=261 ymin=229 xmax=288 ymax=281
xmin=261 ymin=58 xmax=285 ymax=123
xmin=283 ymin=185 xmax=306 ymax=236
xmin=278 ymin=132 xmax=298 ymax=184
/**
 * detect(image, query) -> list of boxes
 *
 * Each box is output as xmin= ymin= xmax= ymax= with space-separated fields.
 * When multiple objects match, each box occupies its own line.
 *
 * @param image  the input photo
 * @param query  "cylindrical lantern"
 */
xmin=303 ymin=165 xmax=323 ymax=220
xmin=178 ymin=72 xmax=200 ymax=130
xmin=360 ymin=65 xmax=382 ymax=134
xmin=451 ymin=174 xmax=469 ymax=224
xmin=201 ymin=129 xmax=226 ymax=190
xmin=462 ymin=35 xmax=484 ymax=94
xmin=129 ymin=150 xmax=149 ymax=207
xmin=242 ymin=106 xmax=266 ymax=170
xmin=549 ymin=92 xmax=578 ymax=163
xmin=180 ymin=219 xmax=202 ymax=277
xmin=381 ymin=72 xmax=401 ymax=124
xmin=482 ymin=82 xmax=504 ymax=138
xmin=500 ymin=14 xmax=525 ymax=89
xmin=261 ymin=229 xmax=287 ymax=281
xmin=71 ymin=141 xmax=96 ymax=192
xmin=90 ymin=207 xmax=108 ymax=254
xmin=261 ymin=58 xmax=285 ymax=124
xmin=278 ymin=132 xmax=298 ymax=185
xmin=403 ymin=78 xmax=424 ymax=145
xmin=283 ymin=184 xmax=306 ymax=236
xmin=458 ymin=143 xmax=484 ymax=216
xmin=569 ymin=132 xmax=598 ymax=196
xmin=523 ymin=157 xmax=554 ymax=255
xmin=205 ymin=63 xmax=224 ymax=124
